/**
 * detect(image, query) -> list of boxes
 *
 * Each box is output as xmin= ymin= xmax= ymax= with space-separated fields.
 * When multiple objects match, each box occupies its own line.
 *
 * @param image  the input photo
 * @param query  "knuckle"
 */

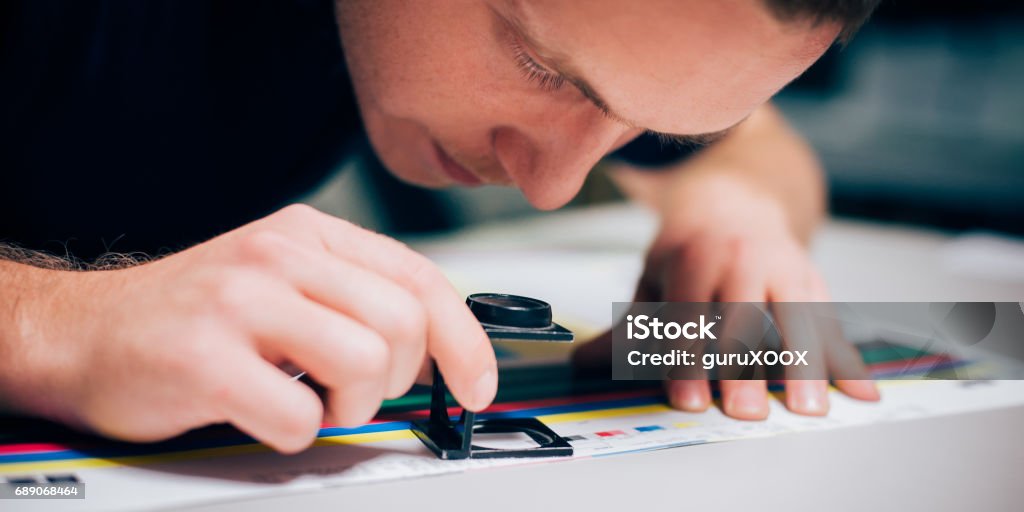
xmin=341 ymin=330 xmax=391 ymax=379
xmin=358 ymin=336 xmax=391 ymax=377
xmin=275 ymin=203 xmax=323 ymax=224
xmin=208 ymin=270 xmax=260 ymax=321
xmin=165 ymin=321 xmax=230 ymax=380
xmin=387 ymin=295 xmax=428 ymax=346
xmin=237 ymin=229 xmax=288 ymax=256
xmin=236 ymin=230 xmax=293 ymax=267
xmin=268 ymin=203 xmax=335 ymax=233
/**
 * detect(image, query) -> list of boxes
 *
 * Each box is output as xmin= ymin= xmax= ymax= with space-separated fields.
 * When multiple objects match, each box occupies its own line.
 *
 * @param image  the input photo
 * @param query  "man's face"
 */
xmin=336 ymin=0 xmax=838 ymax=210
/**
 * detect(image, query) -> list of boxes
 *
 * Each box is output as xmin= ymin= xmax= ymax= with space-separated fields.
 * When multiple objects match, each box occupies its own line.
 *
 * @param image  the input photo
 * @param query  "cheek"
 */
xmin=337 ymin=1 xmax=525 ymax=184
xmin=361 ymin=111 xmax=443 ymax=188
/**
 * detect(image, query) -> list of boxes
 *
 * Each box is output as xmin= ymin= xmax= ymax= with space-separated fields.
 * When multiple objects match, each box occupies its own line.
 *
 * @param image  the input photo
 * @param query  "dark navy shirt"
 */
xmin=0 ymin=0 xmax=691 ymax=261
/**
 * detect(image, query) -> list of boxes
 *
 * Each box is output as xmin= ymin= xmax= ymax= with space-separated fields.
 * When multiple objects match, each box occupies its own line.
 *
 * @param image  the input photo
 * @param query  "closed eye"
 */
xmin=495 ymin=6 xmax=735 ymax=149
xmin=645 ymin=129 xmax=731 ymax=148
xmin=509 ymin=38 xmax=566 ymax=92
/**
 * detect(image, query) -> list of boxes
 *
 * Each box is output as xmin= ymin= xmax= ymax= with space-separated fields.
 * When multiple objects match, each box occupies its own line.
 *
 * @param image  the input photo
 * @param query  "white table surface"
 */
xmin=186 ymin=203 xmax=1024 ymax=511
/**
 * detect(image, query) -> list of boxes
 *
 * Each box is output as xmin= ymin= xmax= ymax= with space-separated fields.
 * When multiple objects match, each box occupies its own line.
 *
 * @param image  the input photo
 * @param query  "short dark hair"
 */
xmin=763 ymin=0 xmax=882 ymax=44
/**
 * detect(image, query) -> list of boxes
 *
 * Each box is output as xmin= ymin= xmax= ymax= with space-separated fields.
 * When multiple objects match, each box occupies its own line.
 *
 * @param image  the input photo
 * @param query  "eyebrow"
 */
xmin=495 ymin=4 xmax=738 ymax=147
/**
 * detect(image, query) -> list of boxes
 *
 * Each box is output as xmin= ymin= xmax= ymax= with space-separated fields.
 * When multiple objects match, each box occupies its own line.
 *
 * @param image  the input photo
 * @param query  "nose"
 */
xmin=491 ymin=101 xmax=628 ymax=210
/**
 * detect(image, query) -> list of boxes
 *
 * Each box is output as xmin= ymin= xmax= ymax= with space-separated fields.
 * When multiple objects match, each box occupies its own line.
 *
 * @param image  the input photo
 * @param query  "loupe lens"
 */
xmin=467 ymin=293 xmax=553 ymax=328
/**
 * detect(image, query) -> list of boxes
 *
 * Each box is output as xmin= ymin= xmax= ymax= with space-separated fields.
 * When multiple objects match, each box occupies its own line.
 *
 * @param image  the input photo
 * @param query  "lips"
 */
xmin=433 ymin=142 xmax=483 ymax=186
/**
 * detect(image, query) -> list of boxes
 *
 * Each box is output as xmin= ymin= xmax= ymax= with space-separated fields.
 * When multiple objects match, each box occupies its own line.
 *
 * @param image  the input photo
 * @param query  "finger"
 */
xmin=773 ymin=316 xmax=831 ymax=413
xmin=800 ymin=266 xmax=880 ymax=402
xmin=656 ymin=243 xmax=724 ymax=385
xmin=238 ymin=231 xmax=427 ymax=398
xmin=292 ymin=207 xmax=497 ymax=411
xmin=784 ymin=380 xmax=829 ymax=416
xmin=665 ymin=380 xmax=711 ymax=412
xmin=661 ymin=241 xmax=730 ymax=302
xmin=720 ymin=380 xmax=770 ymax=420
xmin=716 ymin=240 xmax=766 ymax=303
xmin=210 ymin=349 xmax=324 ymax=454
xmin=769 ymin=276 xmax=831 ymax=414
xmin=415 ymin=356 xmax=433 ymax=385
xmin=824 ymin=331 xmax=877 ymax=396
xmin=712 ymin=241 xmax=770 ymax=385
xmin=323 ymin=374 xmax=388 ymax=427
xmin=765 ymin=264 xmax=815 ymax=303
xmin=716 ymin=247 xmax=770 ymax=420
xmin=243 ymin=285 xmax=391 ymax=426
xmin=834 ymin=379 xmax=881 ymax=401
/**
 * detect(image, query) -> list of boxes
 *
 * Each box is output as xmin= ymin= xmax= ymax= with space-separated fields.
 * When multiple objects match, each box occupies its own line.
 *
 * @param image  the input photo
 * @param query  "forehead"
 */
xmin=506 ymin=0 xmax=837 ymax=134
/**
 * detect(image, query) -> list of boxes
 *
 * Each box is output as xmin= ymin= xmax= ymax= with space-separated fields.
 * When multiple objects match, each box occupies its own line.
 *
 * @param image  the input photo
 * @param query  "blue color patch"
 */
xmin=635 ymin=425 xmax=664 ymax=432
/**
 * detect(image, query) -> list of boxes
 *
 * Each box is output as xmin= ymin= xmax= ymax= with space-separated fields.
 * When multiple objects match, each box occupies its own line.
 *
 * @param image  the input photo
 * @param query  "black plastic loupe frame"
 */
xmin=411 ymin=293 xmax=574 ymax=460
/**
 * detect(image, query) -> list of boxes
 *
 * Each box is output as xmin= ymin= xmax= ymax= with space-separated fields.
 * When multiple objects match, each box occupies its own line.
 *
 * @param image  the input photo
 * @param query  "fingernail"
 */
xmin=725 ymin=386 xmax=769 ymax=418
xmin=789 ymin=385 xmax=828 ymax=415
xmin=864 ymin=382 xmax=881 ymax=401
xmin=681 ymin=388 xmax=706 ymax=411
xmin=471 ymin=368 xmax=497 ymax=411
xmin=669 ymin=382 xmax=707 ymax=411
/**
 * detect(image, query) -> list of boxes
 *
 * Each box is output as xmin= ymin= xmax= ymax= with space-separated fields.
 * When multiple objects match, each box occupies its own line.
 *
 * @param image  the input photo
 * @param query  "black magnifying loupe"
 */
xmin=468 ymin=293 xmax=574 ymax=343
xmin=410 ymin=293 xmax=574 ymax=460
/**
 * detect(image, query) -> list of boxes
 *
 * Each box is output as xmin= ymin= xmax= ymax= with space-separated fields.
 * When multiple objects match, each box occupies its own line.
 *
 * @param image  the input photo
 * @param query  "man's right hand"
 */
xmin=0 ymin=204 xmax=498 ymax=453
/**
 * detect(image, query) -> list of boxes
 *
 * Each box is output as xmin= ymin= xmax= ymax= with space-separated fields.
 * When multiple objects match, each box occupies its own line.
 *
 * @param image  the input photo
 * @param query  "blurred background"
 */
xmin=307 ymin=0 xmax=1024 ymax=238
